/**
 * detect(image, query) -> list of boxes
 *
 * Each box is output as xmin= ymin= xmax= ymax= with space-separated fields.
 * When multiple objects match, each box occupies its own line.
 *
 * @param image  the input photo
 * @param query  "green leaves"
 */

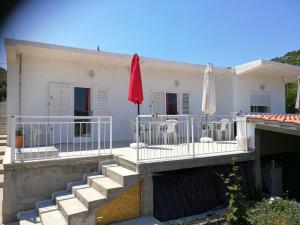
xmin=218 ymin=158 xmax=250 ymax=225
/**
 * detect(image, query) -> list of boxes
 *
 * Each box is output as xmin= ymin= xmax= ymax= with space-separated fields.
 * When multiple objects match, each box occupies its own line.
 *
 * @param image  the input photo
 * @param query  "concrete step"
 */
xmin=0 ymin=146 xmax=6 ymax=155
xmin=52 ymin=190 xmax=75 ymax=204
xmin=0 ymin=134 xmax=6 ymax=140
xmin=0 ymin=155 xmax=4 ymax=163
xmin=75 ymin=187 xmax=106 ymax=210
xmin=35 ymin=199 xmax=57 ymax=215
xmin=18 ymin=209 xmax=41 ymax=225
xmin=90 ymin=176 xmax=122 ymax=198
xmin=0 ymin=164 xmax=3 ymax=174
xmin=58 ymin=197 xmax=88 ymax=224
xmin=66 ymin=180 xmax=86 ymax=192
xmin=71 ymin=183 xmax=89 ymax=194
xmin=102 ymin=164 xmax=140 ymax=186
xmin=40 ymin=209 xmax=67 ymax=225
xmin=0 ymin=139 xmax=6 ymax=146
xmin=86 ymin=174 xmax=105 ymax=186
xmin=0 ymin=174 xmax=3 ymax=187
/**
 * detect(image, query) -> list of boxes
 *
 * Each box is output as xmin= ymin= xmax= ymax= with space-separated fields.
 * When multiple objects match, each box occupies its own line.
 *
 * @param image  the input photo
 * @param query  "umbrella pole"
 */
xmin=137 ymin=104 xmax=140 ymax=137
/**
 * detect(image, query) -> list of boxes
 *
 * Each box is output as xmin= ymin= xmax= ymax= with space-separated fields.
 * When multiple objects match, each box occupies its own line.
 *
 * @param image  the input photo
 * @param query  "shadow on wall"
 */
xmin=152 ymin=162 xmax=256 ymax=221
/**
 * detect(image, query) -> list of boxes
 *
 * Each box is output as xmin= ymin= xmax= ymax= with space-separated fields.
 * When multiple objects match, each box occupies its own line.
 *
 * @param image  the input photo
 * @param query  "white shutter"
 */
xmin=49 ymin=82 xmax=72 ymax=116
xmin=95 ymin=87 xmax=109 ymax=115
xmin=250 ymin=92 xmax=271 ymax=107
xmin=182 ymin=93 xmax=190 ymax=114
xmin=151 ymin=91 xmax=165 ymax=114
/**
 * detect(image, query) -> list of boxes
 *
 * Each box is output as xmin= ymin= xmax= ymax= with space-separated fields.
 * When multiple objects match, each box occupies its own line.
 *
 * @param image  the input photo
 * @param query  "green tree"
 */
xmin=272 ymin=50 xmax=300 ymax=113
xmin=0 ymin=67 xmax=7 ymax=101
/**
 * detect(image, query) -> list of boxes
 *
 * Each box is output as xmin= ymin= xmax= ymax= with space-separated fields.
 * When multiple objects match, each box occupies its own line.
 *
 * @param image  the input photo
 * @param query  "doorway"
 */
xmin=74 ymin=87 xmax=92 ymax=139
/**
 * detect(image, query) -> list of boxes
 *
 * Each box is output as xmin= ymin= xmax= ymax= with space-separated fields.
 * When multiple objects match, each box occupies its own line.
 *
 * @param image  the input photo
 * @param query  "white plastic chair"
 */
xmin=162 ymin=120 xmax=178 ymax=145
xmin=217 ymin=119 xmax=230 ymax=141
xmin=198 ymin=122 xmax=214 ymax=140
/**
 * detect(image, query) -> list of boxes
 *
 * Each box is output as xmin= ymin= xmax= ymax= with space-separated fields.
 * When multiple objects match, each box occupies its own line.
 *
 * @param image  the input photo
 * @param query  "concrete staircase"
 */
xmin=17 ymin=164 xmax=140 ymax=225
xmin=0 ymin=116 xmax=6 ymax=188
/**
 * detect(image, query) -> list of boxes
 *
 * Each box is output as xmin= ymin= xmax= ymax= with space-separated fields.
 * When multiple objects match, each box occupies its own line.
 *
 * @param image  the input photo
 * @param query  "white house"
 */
xmin=5 ymin=39 xmax=300 ymax=145
xmin=3 ymin=39 xmax=300 ymax=225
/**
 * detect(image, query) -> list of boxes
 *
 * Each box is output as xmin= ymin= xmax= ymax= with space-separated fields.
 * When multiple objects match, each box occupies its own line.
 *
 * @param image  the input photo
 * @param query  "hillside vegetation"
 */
xmin=272 ymin=50 xmax=300 ymax=113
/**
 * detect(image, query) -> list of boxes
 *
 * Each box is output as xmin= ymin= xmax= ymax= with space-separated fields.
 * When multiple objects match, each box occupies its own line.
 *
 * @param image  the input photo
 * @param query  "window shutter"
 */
xmin=49 ymin=82 xmax=72 ymax=116
xmin=95 ymin=87 xmax=109 ymax=115
xmin=182 ymin=93 xmax=190 ymax=114
xmin=151 ymin=91 xmax=165 ymax=114
xmin=250 ymin=93 xmax=271 ymax=107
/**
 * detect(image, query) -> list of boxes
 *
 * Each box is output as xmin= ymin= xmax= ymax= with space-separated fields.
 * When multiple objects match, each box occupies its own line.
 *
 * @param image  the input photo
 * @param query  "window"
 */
xmin=250 ymin=92 xmax=271 ymax=113
xmin=251 ymin=106 xmax=270 ymax=113
xmin=182 ymin=93 xmax=190 ymax=114
xmin=151 ymin=91 xmax=179 ymax=115
xmin=166 ymin=93 xmax=177 ymax=115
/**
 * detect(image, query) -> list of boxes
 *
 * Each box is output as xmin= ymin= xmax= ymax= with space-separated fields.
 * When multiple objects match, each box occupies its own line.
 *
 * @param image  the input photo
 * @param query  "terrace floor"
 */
xmin=14 ymin=140 xmax=247 ymax=164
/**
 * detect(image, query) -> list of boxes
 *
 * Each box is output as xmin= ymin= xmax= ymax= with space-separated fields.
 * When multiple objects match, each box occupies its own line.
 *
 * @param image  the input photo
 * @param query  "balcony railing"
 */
xmin=135 ymin=115 xmax=248 ymax=162
xmin=10 ymin=115 xmax=112 ymax=162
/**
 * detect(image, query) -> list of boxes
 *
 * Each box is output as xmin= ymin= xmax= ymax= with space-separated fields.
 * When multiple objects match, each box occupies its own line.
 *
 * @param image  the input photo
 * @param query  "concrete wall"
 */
xmin=2 ymin=155 xmax=112 ymax=223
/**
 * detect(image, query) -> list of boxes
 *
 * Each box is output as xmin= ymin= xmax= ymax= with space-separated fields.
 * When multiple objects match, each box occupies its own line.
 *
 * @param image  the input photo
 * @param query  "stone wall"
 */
xmin=96 ymin=182 xmax=141 ymax=225
xmin=2 ymin=155 xmax=113 ymax=223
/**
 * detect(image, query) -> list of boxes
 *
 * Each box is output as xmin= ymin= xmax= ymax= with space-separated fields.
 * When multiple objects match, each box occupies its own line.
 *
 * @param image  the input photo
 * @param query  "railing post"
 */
xmin=186 ymin=116 xmax=190 ymax=154
xmin=98 ymin=117 xmax=101 ymax=155
xmin=245 ymin=117 xmax=248 ymax=152
xmin=11 ymin=115 xmax=16 ymax=163
xmin=110 ymin=116 xmax=112 ymax=154
xmin=191 ymin=116 xmax=195 ymax=158
xmin=136 ymin=116 xmax=139 ymax=163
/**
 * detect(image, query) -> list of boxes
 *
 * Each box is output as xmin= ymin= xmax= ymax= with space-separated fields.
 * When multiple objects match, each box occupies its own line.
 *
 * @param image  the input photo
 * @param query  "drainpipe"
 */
xmin=18 ymin=53 xmax=22 ymax=116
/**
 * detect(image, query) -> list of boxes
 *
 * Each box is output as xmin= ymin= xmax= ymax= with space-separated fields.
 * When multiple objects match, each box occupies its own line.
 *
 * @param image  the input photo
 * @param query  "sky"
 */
xmin=0 ymin=0 xmax=300 ymax=69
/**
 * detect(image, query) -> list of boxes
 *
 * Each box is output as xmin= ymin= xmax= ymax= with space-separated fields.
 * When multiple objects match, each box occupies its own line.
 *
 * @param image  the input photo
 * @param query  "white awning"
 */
xmin=233 ymin=60 xmax=300 ymax=82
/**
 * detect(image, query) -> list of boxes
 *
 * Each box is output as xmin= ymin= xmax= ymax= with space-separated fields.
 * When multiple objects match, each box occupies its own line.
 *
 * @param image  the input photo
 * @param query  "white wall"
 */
xmin=8 ymin=54 xmax=222 ymax=142
xmin=7 ymin=53 xmax=287 ymax=144
xmin=215 ymin=75 xmax=234 ymax=115
xmin=233 ymin=73 xmax=285 ymax=114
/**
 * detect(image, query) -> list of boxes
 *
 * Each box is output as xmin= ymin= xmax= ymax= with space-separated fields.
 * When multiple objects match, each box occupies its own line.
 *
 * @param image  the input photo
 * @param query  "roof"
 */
xmin=233 ymin=60 xmax=300 ymax=82
xmin=246 ymin=114 xmax=300 ymax=126
xmin=5 ymin=38 xmax=230 ymax=76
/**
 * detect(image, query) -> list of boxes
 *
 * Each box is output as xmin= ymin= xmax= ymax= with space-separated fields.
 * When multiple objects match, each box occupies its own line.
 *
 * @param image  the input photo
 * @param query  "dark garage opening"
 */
xmin=258 ymin=129 xmax=300 ymax=200
xmin=153 ymin=162 xmax=256 ymax=221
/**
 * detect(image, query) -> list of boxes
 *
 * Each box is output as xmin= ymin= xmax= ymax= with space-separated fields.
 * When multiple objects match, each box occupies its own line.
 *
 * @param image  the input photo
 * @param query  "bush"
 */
xmin=218 ymin=158 xmax=249 ymax=225
xmin=247 ymin=198 xmax=300 ymax=225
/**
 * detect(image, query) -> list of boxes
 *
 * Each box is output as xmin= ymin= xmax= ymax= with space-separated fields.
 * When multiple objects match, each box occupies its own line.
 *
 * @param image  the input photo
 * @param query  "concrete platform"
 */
xmin=111 ymin=216 xmax=165 ymax=225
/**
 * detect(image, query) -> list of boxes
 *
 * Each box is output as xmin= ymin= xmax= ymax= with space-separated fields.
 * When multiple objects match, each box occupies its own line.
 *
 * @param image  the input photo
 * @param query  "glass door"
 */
xmin=74 ymin=87 xmax=92 ymax=138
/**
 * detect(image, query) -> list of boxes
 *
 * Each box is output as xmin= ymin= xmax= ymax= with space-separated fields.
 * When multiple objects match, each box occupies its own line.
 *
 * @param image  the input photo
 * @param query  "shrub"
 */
xmin=247 ymin=198 xmax=300 ymax=225
xmin=218 ymin=158 xmax=249 ymax=225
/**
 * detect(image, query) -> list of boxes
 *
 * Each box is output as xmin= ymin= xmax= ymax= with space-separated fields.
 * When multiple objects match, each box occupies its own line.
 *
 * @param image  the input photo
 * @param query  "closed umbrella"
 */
xmin=128 ymin=54 xmax=146 ymax=148
xmin=128 ymin=54 xmax=144 ymax=113
xmin=202 ymin=63 xmax=216 ymax=116
xmin=295 ymin=76 xmax=300 ymax=110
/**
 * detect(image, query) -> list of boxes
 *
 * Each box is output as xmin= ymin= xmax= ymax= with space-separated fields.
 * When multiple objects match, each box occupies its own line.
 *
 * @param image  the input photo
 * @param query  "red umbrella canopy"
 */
xmin=128 ymin=54 xmax=144 ymax=104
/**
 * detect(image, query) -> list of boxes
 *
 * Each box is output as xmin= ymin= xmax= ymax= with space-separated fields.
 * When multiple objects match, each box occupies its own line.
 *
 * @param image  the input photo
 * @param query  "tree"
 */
xmin=272 ymin=50 xmax=300 ymax=113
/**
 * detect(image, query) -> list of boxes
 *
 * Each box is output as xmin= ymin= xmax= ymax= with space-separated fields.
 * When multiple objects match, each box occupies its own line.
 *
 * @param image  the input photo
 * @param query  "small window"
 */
xmin=250 ymin=106 xmax=270 ymax=113
xmin=166 ymin=93 xmax=177 ymax=115
xmin=182 ymin=93 xmax=189 ymax=114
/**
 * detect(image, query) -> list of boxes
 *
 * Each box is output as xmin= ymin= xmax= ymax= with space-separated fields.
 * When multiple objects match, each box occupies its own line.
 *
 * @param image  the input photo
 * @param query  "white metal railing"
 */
xmin=10 ymin=115 xmax=112 ymax=162
xmin=135 ymin=114 xmax=248 ymax=162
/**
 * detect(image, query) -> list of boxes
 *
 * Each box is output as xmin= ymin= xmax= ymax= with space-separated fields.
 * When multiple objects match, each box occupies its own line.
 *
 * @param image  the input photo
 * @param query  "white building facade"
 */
xmin=5 ymin=39 xmax=300 ymax=142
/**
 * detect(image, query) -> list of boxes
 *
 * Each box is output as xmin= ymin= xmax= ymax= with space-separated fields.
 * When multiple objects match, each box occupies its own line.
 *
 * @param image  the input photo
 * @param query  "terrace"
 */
xmin=8 ymin=114 xmax=250 ymax=164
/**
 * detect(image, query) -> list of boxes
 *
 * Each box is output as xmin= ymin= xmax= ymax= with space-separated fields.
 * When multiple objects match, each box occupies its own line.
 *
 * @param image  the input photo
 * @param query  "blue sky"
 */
xmin=0 ymin=0 xmax=299 ymax=69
